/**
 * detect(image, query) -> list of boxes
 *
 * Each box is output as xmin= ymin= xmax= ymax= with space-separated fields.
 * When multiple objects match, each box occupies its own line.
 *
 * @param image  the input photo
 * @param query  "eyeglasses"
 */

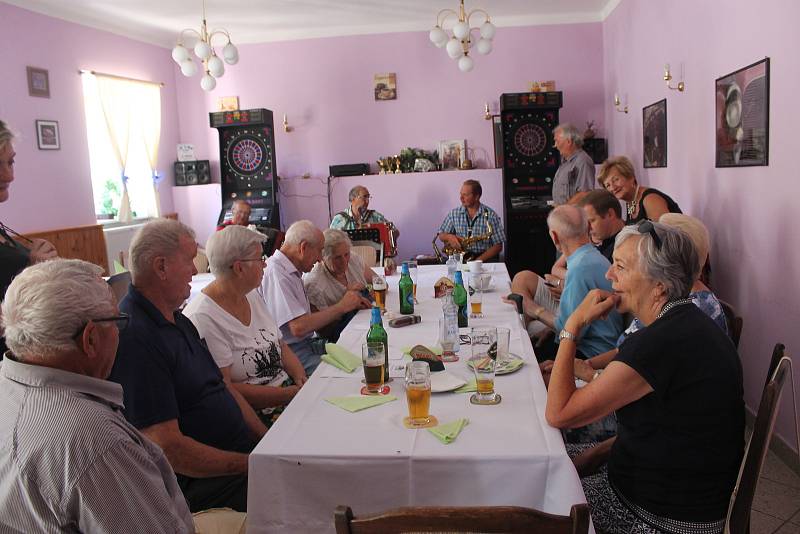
xmin=358 ymin=194 xmax=371 ymax=200
xmin=72 ymin=313 xmax=130 ymax=339
xmin=637 ymin=220 xmax=662 ymax=250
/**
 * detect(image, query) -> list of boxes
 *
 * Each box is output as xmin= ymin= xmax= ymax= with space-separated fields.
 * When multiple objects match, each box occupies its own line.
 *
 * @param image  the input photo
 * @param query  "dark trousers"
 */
xmin=177 ymin=473 xmax=248 ymax=513
xmin=534 ymin=335 xmax=587 ymax=362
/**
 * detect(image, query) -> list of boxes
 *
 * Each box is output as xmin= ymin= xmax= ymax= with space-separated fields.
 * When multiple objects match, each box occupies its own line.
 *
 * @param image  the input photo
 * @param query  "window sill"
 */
xmin=97 ymin=217 xmax=155 ymax=230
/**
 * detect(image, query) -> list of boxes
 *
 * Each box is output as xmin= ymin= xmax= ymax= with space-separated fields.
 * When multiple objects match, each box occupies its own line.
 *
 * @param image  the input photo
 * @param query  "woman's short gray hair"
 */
xmin=615 ymin=223 xmax=698 ymax=301
xmin=206 ymin=225 xmax=266 ymax=277
xmin=283 ymin=220 xmax=320 ymax=247
xmin=554 ymin=123 xmax=584 ymax=148
xmin=129 ymin=218 xmax=196 ymax=283
xmin=0 ymin=120 xmax=15 ymax=151
xmin=2 ymin=259 xmax=114 ymax=360
xmin=322 ymin=228 xmax=352 ymax=260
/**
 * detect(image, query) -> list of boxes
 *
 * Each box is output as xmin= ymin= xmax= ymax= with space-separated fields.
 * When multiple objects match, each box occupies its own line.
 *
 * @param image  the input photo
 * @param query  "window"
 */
xmin=81 ymin=72 xmax=162 ymax=221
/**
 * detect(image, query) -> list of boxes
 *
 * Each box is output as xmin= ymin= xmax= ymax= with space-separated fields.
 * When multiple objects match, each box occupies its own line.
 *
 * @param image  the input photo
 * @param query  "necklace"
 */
xmin=656 ymin=297 xmax=693 ymax=320
xmin=626 ymin=185 xmax=641 ymax=219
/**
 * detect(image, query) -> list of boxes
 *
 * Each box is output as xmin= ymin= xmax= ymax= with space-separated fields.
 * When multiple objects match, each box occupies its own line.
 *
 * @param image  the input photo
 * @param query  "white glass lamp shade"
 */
xmin=180 ymin=59 xmax=197 ymax=77
xmin=222 ymin=43 xmax=239 ymax=65
xmin=446 ymin=38 xmax=464 ymax=59
xmin=476 ymin=38 xmax=493 ymax=55
xmin=208 ymin=55 xmax=225 ymax=77
xmin=480 ymin=21 xmax=496 ymax=40
xmin=429 ymin=26 xmax=447 ymax=47
xmin=453 ymin=20 xmax=470 ymax=40
xmin=171 ymin=44 xmax=189 ymax=63
xmin=194 ymin=40 xmax=212 ymax=60
xmin=200 ymin=73 xmax=217 ymax=91
xmin=458 ymin=55 xmax=474 ymax=72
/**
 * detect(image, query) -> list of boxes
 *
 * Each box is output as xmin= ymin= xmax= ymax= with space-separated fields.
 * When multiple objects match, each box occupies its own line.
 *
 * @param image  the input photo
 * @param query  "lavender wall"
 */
xmin=174 ymin=23 xmax=606 ymax=232
xmin=0 ymin=3 xmax=180 ymax=232
xmin=603 ymin=0 xmax=799 ymax=449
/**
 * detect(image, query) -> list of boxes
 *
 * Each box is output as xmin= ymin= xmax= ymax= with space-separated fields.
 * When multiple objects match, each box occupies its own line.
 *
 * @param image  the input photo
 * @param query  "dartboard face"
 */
xmin=223 ymin=128 xmax=273 ymax=189
xmin=502 ymin=111 xmax=559 ymax=171
xmin=514 ymin=123 xmax=548 ymax=157
xmin=230 ymin=138 xmax=263 ymax=172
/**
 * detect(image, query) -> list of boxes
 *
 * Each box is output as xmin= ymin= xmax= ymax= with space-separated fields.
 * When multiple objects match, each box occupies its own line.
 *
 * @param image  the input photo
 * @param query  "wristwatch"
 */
xmin=558 ymin=329 xmax=578 ymax=343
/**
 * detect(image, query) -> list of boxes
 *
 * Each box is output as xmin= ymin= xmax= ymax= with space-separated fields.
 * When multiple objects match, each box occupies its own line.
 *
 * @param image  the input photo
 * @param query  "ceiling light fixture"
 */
xmin=170 ymin=0 xmax=239 ymax=92
xmin=429 ymin=0 xmax=496 ymax=73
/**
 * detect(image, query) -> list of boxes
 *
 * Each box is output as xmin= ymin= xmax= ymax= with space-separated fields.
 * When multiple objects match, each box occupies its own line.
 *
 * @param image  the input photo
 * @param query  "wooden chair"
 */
xmin=351 ymin=241 xmax=383 ymax=268
xmin=719 ymin=299 xmax=743 ymax=349
xmin=725 ymin=352 xmax=792 ymax=533
xmin=334 ymin=504 xmax=590 ymax=534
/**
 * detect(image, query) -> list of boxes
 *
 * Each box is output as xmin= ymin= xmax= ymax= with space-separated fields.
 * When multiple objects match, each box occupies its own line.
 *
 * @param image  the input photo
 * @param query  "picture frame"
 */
xmin=217 ymin=96 xmax=239 ymax=111
xmin=642 ymin=98 xmax=667 ymax=168
xmin=715 ymin=57 xmax=770 ymax=167
xmin=374 ymin=73 xmax=397 ymax=101
xmin=438 ymin=139 xmax=466 ymax=170
xmin=35 ymin=120 xmax=60 ymax=150
xmin=27 ymin=66 xmax=50 ymax=98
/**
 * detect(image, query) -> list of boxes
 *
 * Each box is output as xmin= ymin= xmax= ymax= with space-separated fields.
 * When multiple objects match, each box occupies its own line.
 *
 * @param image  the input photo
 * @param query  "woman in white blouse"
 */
xmin=184 ymin=225 xmax=307 ymax=426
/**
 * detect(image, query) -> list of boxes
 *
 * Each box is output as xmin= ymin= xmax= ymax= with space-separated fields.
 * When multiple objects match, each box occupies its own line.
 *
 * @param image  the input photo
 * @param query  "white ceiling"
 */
xmin=4 ymin=0 xmax=620 ymax=48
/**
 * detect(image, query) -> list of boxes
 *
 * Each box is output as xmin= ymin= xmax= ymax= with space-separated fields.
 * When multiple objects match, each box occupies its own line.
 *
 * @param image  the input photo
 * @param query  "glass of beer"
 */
xmin=404 ymin=361 xmax=432 ymax=427
xmin=469 ymin=327 xmax=499 ymax=404
xmin=361 ymin=342 xmax=386 ymax=395
xmin=372 ymin=274 xmax=387 ymax=313
xmin=408 ymin=260 xmax=419 ymax=303
xmin=469 ymin=285 xmax=483 ymax=318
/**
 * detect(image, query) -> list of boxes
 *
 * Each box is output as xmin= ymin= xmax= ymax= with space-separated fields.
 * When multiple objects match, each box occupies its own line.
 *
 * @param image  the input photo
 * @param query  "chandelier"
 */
xmin=170 ymin=0 xmax=239 ymax=92
xmin=429 ymin=0 xmax=496 ymax=72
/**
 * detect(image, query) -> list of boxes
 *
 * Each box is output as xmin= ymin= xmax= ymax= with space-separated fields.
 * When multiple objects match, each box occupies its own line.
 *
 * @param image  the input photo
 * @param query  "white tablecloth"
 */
xmin=246 ymin=264 xmax=588 ymax=533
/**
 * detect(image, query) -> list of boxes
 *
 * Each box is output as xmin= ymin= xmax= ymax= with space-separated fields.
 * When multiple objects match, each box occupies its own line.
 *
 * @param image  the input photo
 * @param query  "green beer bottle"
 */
xmin=366 ymin=306 xmax=389 ymax=381
xmin=399 ymin=262 xmax=414 ymax=315
xmin=453 ymin=271 xmax=468 ymax=328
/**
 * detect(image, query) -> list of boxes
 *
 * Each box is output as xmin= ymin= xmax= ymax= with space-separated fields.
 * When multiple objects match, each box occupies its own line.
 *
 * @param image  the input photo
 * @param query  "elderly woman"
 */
xmin=183 ymin=225 xmax=307 ymax=427
xmin=546 ymin=222 xmax=744 ymax=533
xmin=597 ymin=155 xmax=681 ymax=224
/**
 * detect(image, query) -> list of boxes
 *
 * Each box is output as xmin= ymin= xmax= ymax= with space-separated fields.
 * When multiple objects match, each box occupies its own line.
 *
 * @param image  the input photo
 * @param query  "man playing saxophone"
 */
xmin=437 ymin=179 xmax=505 ymax=262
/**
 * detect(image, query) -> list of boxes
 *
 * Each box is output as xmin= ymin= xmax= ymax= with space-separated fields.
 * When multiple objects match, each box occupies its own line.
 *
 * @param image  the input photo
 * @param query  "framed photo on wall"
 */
xmin=715 ymin=57 xmax=770 ymax=167
xmin=643 ymin=98 xmax=667 ymax=168
xmin=35 ymin=120 xmax=60 ymax=150
xmin=27 ymin=66 xmax=50 ymax=98
xmin=438 ymin=139 xmax=466 ymax=170
xmin=374 ymin=73 xmax=397 ymax=101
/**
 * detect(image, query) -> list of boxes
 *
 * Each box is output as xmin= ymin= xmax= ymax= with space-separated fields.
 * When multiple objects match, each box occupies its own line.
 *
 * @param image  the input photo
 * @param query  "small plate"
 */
xmin=467 ymin=353 xmax=525 ymax=375
xmin=430 ymin=371 xmax=467 ymax=393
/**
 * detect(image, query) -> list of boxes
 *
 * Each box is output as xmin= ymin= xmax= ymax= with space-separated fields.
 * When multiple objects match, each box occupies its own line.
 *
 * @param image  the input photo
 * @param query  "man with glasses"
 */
xmin=330 ymin=185 xmax=397 ymax=234
xmin=0 ymin=259 xmax=194 ymax=532
xmin=217 ymin=199 xmax=252 ymax=230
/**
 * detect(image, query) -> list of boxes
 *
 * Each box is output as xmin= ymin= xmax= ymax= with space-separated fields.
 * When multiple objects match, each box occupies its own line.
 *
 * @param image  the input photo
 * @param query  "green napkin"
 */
xmin=321 ymin=343 xmax=362 ymax=373
xmin=325 ymin=395 xmax=397 ymax=412
xmin=454 ymin=378 xmax=477 ymax=393
xmin=428 ymin=418 xmax=470 ymax=444
xmin=498 ymin=358 xmax=525 ymax=373
xmin=113 ymin=260 xmax=127 ymax=275
xmin=401 ymin=345 xmax=443 ymax=356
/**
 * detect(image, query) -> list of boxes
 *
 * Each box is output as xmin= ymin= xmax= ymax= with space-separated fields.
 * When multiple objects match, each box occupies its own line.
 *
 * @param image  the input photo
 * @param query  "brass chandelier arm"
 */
xmin=435 ymin=8 xmax=458 ymax=28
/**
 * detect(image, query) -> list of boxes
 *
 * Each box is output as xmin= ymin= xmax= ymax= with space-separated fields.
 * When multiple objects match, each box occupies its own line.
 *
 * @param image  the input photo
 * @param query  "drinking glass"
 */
xmin=469 ymin=327 xmax=499 ymax=404
xmin=495 ymin=327 xmax=511 ymax=364
xmin=361 ymin=342 xmax=386 ymax=395
xmin=438 ymin=317 xmax=459 ymax=362
xmin=372 ymin=274 xmax=388 ymax=313
xmin=469 ymin=285 xmax=483 ymax=318
xmin=408 ymin=260 xmax=419 ymax=303
xmin=404 ymin=361 xmax=432 ymax=427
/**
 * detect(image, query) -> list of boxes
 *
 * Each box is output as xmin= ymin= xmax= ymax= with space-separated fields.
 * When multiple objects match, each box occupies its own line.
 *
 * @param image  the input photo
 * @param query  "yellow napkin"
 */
xmin=321 ymin=343 xmax=362 ymax=373
xmin=401 ymin=345 xmax=444 ymax=356
xmin=428 ymin=418 xmax=470 ymax=444
xmin=454 ymin=378 xmax=477 ymax=393
xmin=325 ymin=395 xmax=397 ymax=413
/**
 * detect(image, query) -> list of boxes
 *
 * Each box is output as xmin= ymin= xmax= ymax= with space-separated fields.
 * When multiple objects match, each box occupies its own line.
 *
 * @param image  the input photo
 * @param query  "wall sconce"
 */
xmin=282 ymin=114 xmax=292 ymax=133
xmin=484 ymin=102 xmax=492 ymax=120
xmin=663 ymin=63 xmax=685 ymax=92
xmin=613 ymin=93 xmax=628 ymax=114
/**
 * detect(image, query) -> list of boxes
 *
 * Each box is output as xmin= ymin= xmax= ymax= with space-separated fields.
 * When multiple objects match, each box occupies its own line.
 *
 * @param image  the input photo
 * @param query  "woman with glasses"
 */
xmin=597 ymin=155 xmax=681 ymax=224
xmin=183 ymin=225 xmax=307 ymax=427
xmin=545 ymin=222 xmax=744 ymax=534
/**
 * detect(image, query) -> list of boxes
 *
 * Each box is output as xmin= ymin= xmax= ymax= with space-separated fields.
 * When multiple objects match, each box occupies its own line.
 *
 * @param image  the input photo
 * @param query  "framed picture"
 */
xmin=643 ymin=98 xmax=667 ymax=168
xmin=35 ymin=120 xmax=60 ymax=150
xmin=715 ymin=57 xmax=770 ymax=167
xmin=217 ymin=96 xmax=239 ymax=111
xmin=374 ymin=73 xmax=397 ymax=101
xmin=438 ymin=139 xmax=466 ymax=170
xmin=27 ymin=66 xmax=50 ymax=98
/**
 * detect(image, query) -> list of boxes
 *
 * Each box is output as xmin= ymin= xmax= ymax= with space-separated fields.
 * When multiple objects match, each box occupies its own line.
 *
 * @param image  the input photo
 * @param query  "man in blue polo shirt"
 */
xmin=110 ymin=219 xmax=267 ymax=513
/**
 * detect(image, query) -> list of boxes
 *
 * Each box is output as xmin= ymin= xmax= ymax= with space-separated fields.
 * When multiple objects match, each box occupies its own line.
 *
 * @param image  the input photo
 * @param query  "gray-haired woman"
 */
xmin=545 ymin=221 xmax=744 ymax=533
xmin=183 ymin=225 xmax=307 ymax=427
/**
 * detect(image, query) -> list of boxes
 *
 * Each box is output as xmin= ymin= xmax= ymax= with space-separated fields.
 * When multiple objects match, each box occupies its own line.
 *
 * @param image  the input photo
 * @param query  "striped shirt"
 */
xmin=0 ymin=355 xmax=194 ymax=533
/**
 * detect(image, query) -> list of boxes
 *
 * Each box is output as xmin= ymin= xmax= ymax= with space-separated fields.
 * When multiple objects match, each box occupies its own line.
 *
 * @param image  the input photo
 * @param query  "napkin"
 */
xmin=454 ymin=378 xmax=477 ymax=393
xmin=498 ymin=358 xmax=525 ymax=373
xmin=321 ymin=343 xmax=361 ymax=373
xmin=325 ymin=395 xmax=397 ymax=413
xmin=428 ymin=418 xmax=470 ymax=444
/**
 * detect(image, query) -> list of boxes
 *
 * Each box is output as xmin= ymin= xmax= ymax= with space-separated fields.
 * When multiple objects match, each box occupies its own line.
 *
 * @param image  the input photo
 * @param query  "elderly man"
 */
xmin=510 ymin=205 xmax=622 ymax=361
xmin=552 ymin=123 xmax=596 ymax=205
xmin=438 ymin=179 xmax=505 ymax=262
xmin=330 ymin=185 xmax=397 ymax=233
xmin=262 ymin=220 xmax=371 ymax=375
xmin=110 ymin=218 xmax=265 ymax=513
xmin=217 ymin=199 xmax=252 ymax=230
xmin=0 ymin=259 xmax=193 ymax=532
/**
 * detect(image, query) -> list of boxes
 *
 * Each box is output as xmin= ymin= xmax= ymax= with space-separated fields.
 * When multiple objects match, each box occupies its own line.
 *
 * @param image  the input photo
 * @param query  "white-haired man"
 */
xmin=110 ymin=218 xmax=266 ymax=513
xmin=0 ymin=259 xmax=193 ymax=532
xmin=552 ymin=123 xmax=596 ymax=205
xmin=261 ymin=220 xmax=371 ymax=375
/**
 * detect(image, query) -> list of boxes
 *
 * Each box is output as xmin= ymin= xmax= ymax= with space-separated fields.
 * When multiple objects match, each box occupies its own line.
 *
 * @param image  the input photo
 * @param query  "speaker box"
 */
xmin=329 ymin=163 xmax=369 ymax=177
xmin=174 ymin=160 xmax=211 ymax=186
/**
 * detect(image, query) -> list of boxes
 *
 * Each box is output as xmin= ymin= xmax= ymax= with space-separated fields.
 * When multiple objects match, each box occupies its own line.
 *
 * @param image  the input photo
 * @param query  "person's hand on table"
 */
xmin=339 ymin=289 xmax=372 ymax=312
xmin=28 ymin=238 xmax=58 ymax=264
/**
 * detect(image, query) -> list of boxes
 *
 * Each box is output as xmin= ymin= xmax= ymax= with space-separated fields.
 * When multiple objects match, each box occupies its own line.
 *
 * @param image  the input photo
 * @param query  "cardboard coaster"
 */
xmin=362 ymin=377 xmax=393 ymax=384
xmin=360 ymin=385 xmax=391 ymax=396
xmin=470 ymin=393 xmax=502 ymax=405
xmin=403 ymin=415 xmax=439 ymax=429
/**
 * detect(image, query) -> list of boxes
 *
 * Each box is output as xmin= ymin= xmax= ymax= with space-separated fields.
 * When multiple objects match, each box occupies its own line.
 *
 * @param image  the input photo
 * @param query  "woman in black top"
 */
xmin=598 ymin=155 xmax=681 ymax=224
xmin=546 ymin=222 xmax=743 ymax=534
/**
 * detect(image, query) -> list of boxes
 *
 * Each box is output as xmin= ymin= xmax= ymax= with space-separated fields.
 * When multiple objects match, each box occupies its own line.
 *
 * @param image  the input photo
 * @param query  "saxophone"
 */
xmin=432 ymin=210 xmax=494 ymax=263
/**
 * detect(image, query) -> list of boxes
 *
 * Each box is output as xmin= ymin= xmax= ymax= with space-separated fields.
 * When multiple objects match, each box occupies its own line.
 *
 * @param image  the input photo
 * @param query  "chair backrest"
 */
xmin=334 ymin=504 xmax=590 ymax=534
xmin=351 ymin=241 xmax=383 ymax=268
xmin=107 ymin=271 xmax=131 ymax=304
xmin=719 ymin=299 xmax=743 ymax=349
xmin=725 ymin=354 xmax=791 ymax=533
xmin=764 ymin=343 xmax=785 ymax=391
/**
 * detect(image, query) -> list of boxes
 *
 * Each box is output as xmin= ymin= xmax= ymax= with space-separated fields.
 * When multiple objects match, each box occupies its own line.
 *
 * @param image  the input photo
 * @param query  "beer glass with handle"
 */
xmin=404 ymin=361 xmax=432 ymax=427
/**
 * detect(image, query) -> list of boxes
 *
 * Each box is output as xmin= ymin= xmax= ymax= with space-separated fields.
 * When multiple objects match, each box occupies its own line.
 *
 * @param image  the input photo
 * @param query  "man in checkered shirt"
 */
xmin=437 ymin=179 xmax=505 ymax=262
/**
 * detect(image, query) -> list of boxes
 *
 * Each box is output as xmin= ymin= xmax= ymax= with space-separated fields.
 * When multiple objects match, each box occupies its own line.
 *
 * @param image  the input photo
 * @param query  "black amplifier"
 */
xmin=174 ymin=160 xmax=211 ymax=186
xmin=329 ymin=163 xmax=370 ymax=177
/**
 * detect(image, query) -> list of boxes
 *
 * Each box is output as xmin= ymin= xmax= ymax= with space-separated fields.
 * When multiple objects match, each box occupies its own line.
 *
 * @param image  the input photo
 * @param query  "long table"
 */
xmin=246 ymin=264 xmax=587 ymax=533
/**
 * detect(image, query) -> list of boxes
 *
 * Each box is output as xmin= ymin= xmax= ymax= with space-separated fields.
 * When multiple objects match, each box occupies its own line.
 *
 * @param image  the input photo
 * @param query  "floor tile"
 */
xmin=775 ymin=520 xmax=800 ymax=533
xmin=762 ymin=451 xmax=800 ymax=489
xmin=750 ymin=510 xmax=785 ymax=534
xmin=752 ymin=477 xmax=800 ymax=520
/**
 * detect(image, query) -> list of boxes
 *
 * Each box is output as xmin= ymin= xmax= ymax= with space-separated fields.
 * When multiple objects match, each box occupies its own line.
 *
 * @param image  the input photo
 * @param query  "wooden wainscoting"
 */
xmin=24 ymin=224 xmax=109 ymax=274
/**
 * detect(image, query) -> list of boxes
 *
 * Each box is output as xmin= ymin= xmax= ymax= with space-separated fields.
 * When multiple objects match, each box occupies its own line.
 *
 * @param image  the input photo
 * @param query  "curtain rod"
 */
xmin=78 ymin=69 xmax=164 ymax=87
